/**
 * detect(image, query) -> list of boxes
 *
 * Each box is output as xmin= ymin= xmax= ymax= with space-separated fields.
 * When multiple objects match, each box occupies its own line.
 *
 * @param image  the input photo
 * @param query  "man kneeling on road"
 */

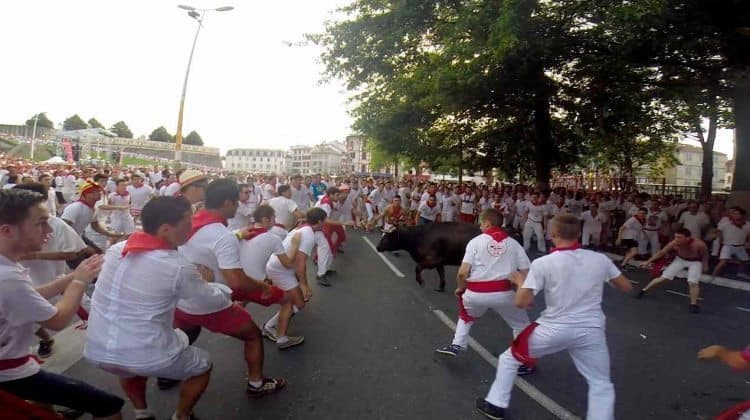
xmin=637 ymin=228 xmax=708 ymax=313
xmin=476 ymin=214 xmax=632 ymax=420
xmin=84 ymin=197 xmax=219 ymax=420
xmin=436 ymin=209 xmax=535 ymax=375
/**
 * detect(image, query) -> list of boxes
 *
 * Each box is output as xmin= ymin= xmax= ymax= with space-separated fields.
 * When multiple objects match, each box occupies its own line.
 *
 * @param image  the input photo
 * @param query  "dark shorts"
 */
xmin=0 ymin=370 xmax=124 ymax=417
xmin=621 ymin=239 xmax=639 ymax=249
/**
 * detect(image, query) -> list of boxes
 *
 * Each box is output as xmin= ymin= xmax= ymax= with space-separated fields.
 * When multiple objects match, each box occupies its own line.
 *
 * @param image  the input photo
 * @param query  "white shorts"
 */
xmin=266 ymin=266 xmax=300 ymax=291
xmin=662 ymin=257 xmax=703 ymax=284
xmin=92 ymin=344 xmax=211 ymax=380
xmin=720 ymin=245 xmax=749 ymax=261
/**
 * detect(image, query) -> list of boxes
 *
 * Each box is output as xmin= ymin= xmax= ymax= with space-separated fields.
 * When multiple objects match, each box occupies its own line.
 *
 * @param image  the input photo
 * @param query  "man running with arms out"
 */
xmin=264 ymin=208 xmax=326 ymax=349
xmin=370 ymin=194 xmax=408 ymax=231
xmin=173 ymin=179 xmax=287 ymax=397
xmin=435 ymin=209 xmax=534 ymax=375
xmin=85 ymin=197 xmax=219 ymax=420
xmin=476 ymin=214 xmax=632 ymax=420
xmin=638 ymin=228 xmax=708 ymax=313
xmin=0 ymin=189 xmax=124 ymax=419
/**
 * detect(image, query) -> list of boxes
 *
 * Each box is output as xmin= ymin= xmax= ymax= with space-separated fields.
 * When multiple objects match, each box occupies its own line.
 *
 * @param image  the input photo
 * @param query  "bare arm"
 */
xmin=221 ymin=268 xmax=267 ymax=293
xmin=90 ymin=220 xmax=122 ymax=238
xmin=454 ymin=262 xmax=471 ymax=295
xmin=21 ymin=251 xmax=81 ymax=261
xmin=276 ymin=232 xmax=301 ymax=269
xmin=642 ymin=241 xmax=675 ymax=266
xmin=40 ymin=255 xmax=102 ymax=330
xmin=609 ymin=275 xmax=633 ymax=293
xmin=698 ymin=345 xmax=750 ymax=370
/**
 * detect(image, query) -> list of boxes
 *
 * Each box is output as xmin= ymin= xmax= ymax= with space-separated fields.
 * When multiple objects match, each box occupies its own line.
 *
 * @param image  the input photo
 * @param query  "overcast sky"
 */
xmin=1 ymin=1 xmax=735 ymax=159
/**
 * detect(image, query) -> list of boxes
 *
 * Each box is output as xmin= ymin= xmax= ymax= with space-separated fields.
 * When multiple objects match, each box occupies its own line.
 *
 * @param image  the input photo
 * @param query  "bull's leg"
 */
xmin=415 ymin=264 xmax=424 ymax=287
xmin=435 ymin=265 xmax=446 ymax=292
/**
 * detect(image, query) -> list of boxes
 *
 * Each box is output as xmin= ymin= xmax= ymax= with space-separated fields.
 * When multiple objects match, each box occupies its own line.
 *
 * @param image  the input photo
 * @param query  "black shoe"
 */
xmin=37 ymin=339 xmax=54 ymax=359
xmin=475 ymin=398 xmax=505 ymax=419
xmin=689 ymin=304 xmax=701 ymax=314
xmin=337 ymin=248 xmax=345 ymax=254
xmin=157 ymin=377 xmax=181 ymax=390
xmin=635 ymin=289 xmax=646 ymax=299
xmin=316 ymin=275 xmax=331 ymax=287
xmin=517 ymin=365 xmax=535 ymax=376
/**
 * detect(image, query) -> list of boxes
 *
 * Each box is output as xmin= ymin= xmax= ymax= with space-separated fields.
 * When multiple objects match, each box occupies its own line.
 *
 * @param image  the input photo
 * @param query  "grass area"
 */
xmin=121 ymin=156 xmax=165 ymax=167
xmin=5 ymin=142 xmax=56 ymax=161
xmin=0 ymin=137 xmax=19 ymax=153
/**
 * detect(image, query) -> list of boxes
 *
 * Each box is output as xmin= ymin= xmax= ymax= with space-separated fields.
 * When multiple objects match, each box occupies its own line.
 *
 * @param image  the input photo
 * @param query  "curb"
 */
xmin=603 ymin=252 xmax=750 ymax=292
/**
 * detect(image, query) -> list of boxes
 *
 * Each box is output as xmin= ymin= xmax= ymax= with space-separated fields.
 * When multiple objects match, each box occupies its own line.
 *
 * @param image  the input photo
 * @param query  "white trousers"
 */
xmin=486 ymin=324 xmax=615 ymax=420
xmin=452 ymin=290 xmax=530 ymax=348
xmin=522 ymin=220 xmax=546 ymax=252
xmin=315 ymin=231 xmax=333 ymax=276
xmin=581 ymin=225 xmax=601 ymax=246
xmin=639 ymin=230 xmax=661 ymax=255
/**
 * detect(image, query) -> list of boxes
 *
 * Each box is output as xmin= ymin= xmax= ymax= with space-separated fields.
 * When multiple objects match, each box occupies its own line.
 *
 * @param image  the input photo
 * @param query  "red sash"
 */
xmin=242 ymin=227 xmax=268 ymax=241
xmin=122 ymin=232 xmax=174 ymax=256
xmin=466 ymin=280 xmax=512 ymax=293
xmin=715 ymin=401 xmax=750 ymax=420
xmin=189 ymin=210 xmax=227 ymax=238
xmin=511 ymin=322 xmax=540 ymax=367
xmin=0 ymin=355 xmax=38 ymax=371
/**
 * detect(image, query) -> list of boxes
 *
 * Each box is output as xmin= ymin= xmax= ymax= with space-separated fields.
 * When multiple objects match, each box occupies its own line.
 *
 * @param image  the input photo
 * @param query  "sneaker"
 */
xmin=475 ymin=398 xmax=505 ymax=420
xmin=689 ymin=304 xmax=701 ymax=314
xmin=37 ymin=339 xmax=54 ymax=359
xmin=316 ymin=275 xmax=331 ymax=287
xmin=157 ymin=377 xmax=181 ymax=390
xmin=435 ymin=344 xmax=464 ymax=356
xmin=517 ymin=365 xmax=535 ymax=376
xmin=277 ymin=336 xmax=305 ymax=350
xmin=246 ymin=377 xmax=287 ymax=398
xmin=262 ymin=323 xmax=278 ymax=342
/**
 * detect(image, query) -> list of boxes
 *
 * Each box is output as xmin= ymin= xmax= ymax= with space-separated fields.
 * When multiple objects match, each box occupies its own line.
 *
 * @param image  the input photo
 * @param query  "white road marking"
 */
xmin=363 ymin=236 xmax=406 ymax=278
xmin=664 ymin=290 xmax=703 ymax=300
xmin=736 ymin=307 xmax=750 ymax=312
xmin=433 ymin=309 xmax=581 ymax=420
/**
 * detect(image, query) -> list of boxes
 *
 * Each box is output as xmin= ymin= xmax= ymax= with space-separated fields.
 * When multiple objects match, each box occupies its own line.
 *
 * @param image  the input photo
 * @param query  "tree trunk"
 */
xmin=730 ymin=71 xmax=750 ymax=209
xmin=393 ymin=156 xmax=399 ymax=179
xmin=699 ymin=113 xmax=717 ymax=200
xmin=533 ymin=69 xmax=554 ymax=193
xmin=458 ymin=137 xmax=463 ymax=184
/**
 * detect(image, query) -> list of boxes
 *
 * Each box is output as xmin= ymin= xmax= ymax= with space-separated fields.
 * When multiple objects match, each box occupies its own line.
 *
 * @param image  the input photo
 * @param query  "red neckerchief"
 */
xmin=483 ymin=226 xmax=509 ymax=242
xmin=550 ymin=243 xmax=582 ymax=253
xmin=77 ymin=199 xmax=95 ymax=209
xmin=320 ymin=195 xmax=333 ymax=207
xmin=122 ymin=232 xmax=174 ymax=256
xmin=190 ymin=209 xmax=227 ymax=238
xmin=242 ymin=227 xmax=269 ymax=241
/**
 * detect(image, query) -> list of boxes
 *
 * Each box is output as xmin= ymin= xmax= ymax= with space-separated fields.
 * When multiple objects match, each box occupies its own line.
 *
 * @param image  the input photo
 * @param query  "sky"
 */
xmin=1 ymin=0 xmax=353 ymax=154
xmin=1 ymin=1 xmax=736 ymax=159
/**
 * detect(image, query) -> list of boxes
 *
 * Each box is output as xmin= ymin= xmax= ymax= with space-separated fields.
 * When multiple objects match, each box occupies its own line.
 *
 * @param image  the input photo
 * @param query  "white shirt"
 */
xmin=463 ymin=234 xmax=529 ymax=281
xmin=644 ymin=209 xmax=667 ymax=231
xmin=62 ymin=175 xmax=77 ymax=198
xmin=22 ymin=217 xmax=86 ymax=290
xmin=581 ymin=210 xmax=607 ymax=232
xmin=177 ymin=223 xmax=241 ymax=315
xmin=621 ymin=216 xmax=644 ymax=241
xmin=315 ymin=197 xmax=333 ymax=217
xmin=718 ymin=218 xmax=750 ymax=246
xmin=522 ymin=249 xmax=621 ymax=328
xmin=164 ymin=182 xmax=181 ymax=197
xmin=61 ymin=201 xmax=94 ymax=236
xmin=291 ymin=185 xmax=311 ymax=211
xmin=526 ymin=203 xmax=546 ymax=223
xmin=269 ymin=196 xmax=298 ymax=229
xmin=679 ymin=211 xmax=710 ymax=239
xmin=127 ymin=185 xmax=153 ymax=211
xmin=270 ymin=225 xmax=288 ymax=242
xmin=0 ymin=254 xmax=58 ymax=381
xmin=84 ymin=242 xmax=230 ymax=370
xmin=418 ymin=203 xmax=441 ymax=221
xmin=266 ymin=225 xmax=316 ymax=275
xmin=228 ymin=200 xmax=255 ymax=231
xmin=54 ymin=175 xmax=65 ymax=192
xmin=460 ymin=194 xmax=475 ymax=214
xmin=239 ymin=231 xmax=285 ymax=281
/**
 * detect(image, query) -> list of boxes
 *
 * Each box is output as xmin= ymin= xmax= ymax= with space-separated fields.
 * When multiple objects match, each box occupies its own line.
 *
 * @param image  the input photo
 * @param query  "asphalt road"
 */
xmin=62 ymin=229 xmax=750 ymax=420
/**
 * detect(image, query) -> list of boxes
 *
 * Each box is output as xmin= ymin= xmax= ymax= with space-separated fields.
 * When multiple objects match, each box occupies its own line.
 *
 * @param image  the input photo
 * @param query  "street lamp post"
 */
xmin=174 ymin=4 xmax=233 ymax=167
xmin=30 ymin=113 xmax=42 ymax=161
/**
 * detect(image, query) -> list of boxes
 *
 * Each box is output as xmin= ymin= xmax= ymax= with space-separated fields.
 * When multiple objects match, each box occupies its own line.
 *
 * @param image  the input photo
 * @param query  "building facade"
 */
xmin=225 ymin=148 xmax=286 ymax=173
xmin=345 ymin=135 xmax=370 ymax=173
xmin=661 ymin=144 xmax=727 ymax=190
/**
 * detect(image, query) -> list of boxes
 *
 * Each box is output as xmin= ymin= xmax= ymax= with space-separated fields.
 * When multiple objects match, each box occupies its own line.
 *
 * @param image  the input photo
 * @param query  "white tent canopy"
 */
xmin=43 ymin=156 xmax=66 ymax=164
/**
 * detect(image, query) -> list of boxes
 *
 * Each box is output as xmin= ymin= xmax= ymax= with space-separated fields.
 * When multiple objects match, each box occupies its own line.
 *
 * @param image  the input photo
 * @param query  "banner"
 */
xmin=61 ymin=138 xmax=74 ymax=163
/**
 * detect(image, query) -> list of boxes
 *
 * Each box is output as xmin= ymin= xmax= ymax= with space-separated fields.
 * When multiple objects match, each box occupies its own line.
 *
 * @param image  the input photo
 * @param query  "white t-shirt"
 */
xmin=270 ymin=225 xmax=288 ymax=242
xmin=164 ymin=182 xmax=181 ymax=197
xmin=62 ymin=175 xmax=77 ymax=199
xmin=291 ymin=185 xmax=311 ymax=211
xmin=679 ymin=211 xmax=710 ymax=239
xmin=526 ymin=204 xmax=546 ymax=223
xmin=0 ymin=254 xmax=58 ymax=381
xmin=84 ymin=242 xmax=230 ymax=370
xmin=127 ymin=185 xmax=153 ymax=211
xmin=522 ymin=249 xmax=621 ymax=328
xmin=460 ymin=194 xmax=476 ymax=214
xmin=54 ymin=175 xmax=65 ymax=193
xmin=269 ymin=196 xmax=298 ymax=228
xmin=61 ymin=201 xmax=94 ymax=236
xmin=644 ymin=209 xmax=668 ymax=231
xmin=46 ymin=189 xmax=57 ymax=216
xmin=621 ymin=216 xmax=644 ymax=241
xmin=228 ymin=201 xmax=255 ymax=231
xmin=718 ymin=218 xmax=750 ymax=246
xmin=463 ymin=234 xmax=530 ymax=281
xmin=581 ymin=210 xmax=607 ymax=232
xmin=266 ymin=225 xmax=316 ymax=275
xmin=22 ymin=217 xmax=86 ymax=290
xmin=315 ymin=197 xmax=333 ymax=217
xmin=239 ymin=231 xmax=285 ymax=281
xmin=418 ymin=203 xmax=441 ymax=221
xmin=177 ymin=223 xmax=241 ymax=315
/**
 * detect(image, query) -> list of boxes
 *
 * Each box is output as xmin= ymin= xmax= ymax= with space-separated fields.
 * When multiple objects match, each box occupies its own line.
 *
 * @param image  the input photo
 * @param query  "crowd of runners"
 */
xmin=0 ymin=152 xmax=749 ymax=419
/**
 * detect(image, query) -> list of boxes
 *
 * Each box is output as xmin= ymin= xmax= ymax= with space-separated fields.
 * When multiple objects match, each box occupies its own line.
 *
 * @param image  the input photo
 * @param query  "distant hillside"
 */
xmin=5 ymin=141 xmax=57 ymax=161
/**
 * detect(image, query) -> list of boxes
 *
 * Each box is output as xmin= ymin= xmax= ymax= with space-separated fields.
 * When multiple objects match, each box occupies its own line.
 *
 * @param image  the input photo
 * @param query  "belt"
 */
xmin=0 ymin=355 xmax=34 ymax=371
xmin=678 ymin=256 xmax=703 ymax=262
xmin=466 ymin=279 xmax=512 ymax=292
xmin=527 ymin=219 xmax=542 ymax=223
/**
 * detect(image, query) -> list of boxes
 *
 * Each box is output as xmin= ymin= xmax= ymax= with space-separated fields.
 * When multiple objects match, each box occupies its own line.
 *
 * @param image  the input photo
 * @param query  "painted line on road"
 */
xmin=664 ymin=290 xmax=703 ymax=300
xmin=736 ymin=307 xmax=750 ymax=312
xmin=433 ymin=309 xmax=581 ymax=420
xmin=363 ymin=236 xmax=406 ymax=278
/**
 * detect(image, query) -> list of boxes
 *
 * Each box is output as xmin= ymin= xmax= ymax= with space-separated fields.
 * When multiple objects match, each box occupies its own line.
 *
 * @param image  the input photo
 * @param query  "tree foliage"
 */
xmin=149 ymin=126 xmax=174 ymax=143
xmin=63 ymin=114 xmax=88 ymax=131
xmin=184 ymin=130 xmax=204 ymax=146
xmin=25 ymin=113 xmax=54 ymax=129
xmin=87 ymin=118 xmax=105 ymax=129
xmin=110 ymin=121 xmax=133 ymax=139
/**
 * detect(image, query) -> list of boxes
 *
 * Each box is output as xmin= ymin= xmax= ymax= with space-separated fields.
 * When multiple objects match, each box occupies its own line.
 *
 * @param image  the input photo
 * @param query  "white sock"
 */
xmin=265 ymin=311 xmax=280 ymax=329
xmin=135 ymin=409 xmax=154 ymax=419
xmin=248 ymin=379 xmax=263 ymax=388
xmin=277 ymin=335 xmax=289 ymax=344
xmin=292 ymin=305 xmax=300 ymax=314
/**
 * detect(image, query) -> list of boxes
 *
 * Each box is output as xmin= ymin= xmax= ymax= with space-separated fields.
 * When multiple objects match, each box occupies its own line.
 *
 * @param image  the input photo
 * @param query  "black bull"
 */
xmin=376 ymin=222 xmax=482 ymax=291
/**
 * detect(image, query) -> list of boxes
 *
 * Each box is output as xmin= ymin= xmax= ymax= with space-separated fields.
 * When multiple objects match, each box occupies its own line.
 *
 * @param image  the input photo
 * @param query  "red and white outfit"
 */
xmin=581 ymin=209 xmax=607 ymax=246
xmin=717 ymin=218 xmax=750 ymax=261
xmin=485 ymin=245 xmax=620 ymax=420
xmin=270 ymin=224 xmax=289 ymax=242
xmin=452 ymin=228 xmax=531 ymax=349
xmin=107 ymin=191 xmax=135 ymax=234
xmin=126 ymin=184 xmax=153 ymax=218
xmin=228 ymin=199 xmax=255 ymax=231
xmin=239 ymin=228 xmax=285 ymax=282
xmin=268 ymin=196 xmax=298 ymax=229
xmin=266 ymin=225 xmax=316 ymax=291
xmin=522 ymin=203 xmax=547 ymax=253
xmin=314 ymin=196 xmax=337 ymax=277
xmin=459 ymin=193 xmax=476 ymax=223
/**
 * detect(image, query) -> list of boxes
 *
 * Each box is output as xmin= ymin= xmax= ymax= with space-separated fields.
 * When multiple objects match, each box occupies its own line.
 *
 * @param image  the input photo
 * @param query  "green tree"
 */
xmin=149 ymin=126 xmax=174 ymax=143
xmin=63 ymin=114 xmax=88 ymax=130
xmin=25 ymin=113 xmax=54 ymax=129
xmin=88 ymin=118 xmax=105 ymax=129
xmin=110 ymin=121 xmax=133 ymax=138
xmin=184 ymin=130 xmax=204 ymax=146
